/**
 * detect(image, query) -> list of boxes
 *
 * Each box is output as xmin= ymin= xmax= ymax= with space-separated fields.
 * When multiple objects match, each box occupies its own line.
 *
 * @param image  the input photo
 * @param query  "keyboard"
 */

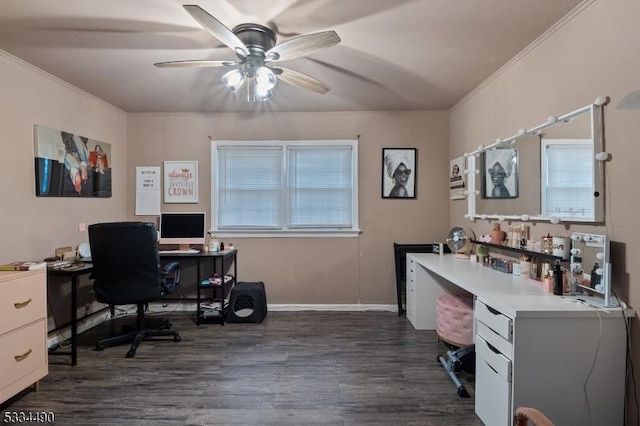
xmin=158 ymin=249 xmax=200 ymax=254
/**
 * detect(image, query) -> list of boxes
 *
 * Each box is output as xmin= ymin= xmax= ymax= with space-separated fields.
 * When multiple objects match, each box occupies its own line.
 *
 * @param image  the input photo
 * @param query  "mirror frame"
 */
xmin=464 ymin=97 xmax=607 ymax=224
xmin=570 ymin=232 xmax=616 ymax=308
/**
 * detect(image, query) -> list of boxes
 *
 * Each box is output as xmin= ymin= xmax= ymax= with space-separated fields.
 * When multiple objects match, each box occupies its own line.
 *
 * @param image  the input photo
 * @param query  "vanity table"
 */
xmin=407 ymin=253 xmax=630 ymax=426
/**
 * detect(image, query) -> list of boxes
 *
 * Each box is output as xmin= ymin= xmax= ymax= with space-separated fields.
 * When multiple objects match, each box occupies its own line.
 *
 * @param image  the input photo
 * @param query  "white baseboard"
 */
xmin=47 ymin=303 xmax=398 ymax=346
xmin=147 ymin=302 xmax=397 ymax=313
xmin=267 ymin=304 xmax=397 ymax=312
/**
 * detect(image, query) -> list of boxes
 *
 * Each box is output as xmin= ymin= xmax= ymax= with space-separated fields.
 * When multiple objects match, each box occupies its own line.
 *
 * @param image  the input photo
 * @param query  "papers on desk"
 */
xmin=0 ymin=260 xmax=47 ymax=271
xmin=158 ymin=249 xmax=201 ymax=254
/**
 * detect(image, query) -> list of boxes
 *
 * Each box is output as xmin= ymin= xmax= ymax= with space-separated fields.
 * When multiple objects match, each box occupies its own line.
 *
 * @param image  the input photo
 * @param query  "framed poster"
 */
xmin=34 ymin=124 xmax=112 ymax=197
xmin=163 ymin=161 xmax=198 ymax=203
xmin=449 ymin=156 xmax=466 ymax=200
xmin=382 ymin=148 xmax=416 ymax=199
xmin=482 ymin=148 xmax=518 ymax=199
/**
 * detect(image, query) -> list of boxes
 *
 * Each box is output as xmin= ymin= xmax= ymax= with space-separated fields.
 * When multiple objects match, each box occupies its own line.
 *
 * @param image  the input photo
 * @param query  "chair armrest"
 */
xmin=161 ymin=261 xmax=181 ymax=294
xmin=162 ymin=261 xmax=180 ymax=275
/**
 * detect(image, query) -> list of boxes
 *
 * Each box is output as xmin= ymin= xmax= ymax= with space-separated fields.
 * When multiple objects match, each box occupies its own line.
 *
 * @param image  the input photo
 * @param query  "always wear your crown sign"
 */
xmin=163 ymin=161 xmax=198 ymax=203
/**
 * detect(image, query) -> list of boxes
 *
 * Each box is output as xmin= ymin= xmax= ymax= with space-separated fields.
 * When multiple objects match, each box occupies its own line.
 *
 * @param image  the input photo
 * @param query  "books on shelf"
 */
xmin=0 ymin=260 xmax=47 ymax=271
xmin=201 ymin=274 xmax=234 ymax=286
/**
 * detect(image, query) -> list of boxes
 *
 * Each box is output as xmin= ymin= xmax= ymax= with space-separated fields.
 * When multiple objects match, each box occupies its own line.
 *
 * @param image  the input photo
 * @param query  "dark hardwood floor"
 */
xmin=4 ymin=311 xmax=482 ymax=425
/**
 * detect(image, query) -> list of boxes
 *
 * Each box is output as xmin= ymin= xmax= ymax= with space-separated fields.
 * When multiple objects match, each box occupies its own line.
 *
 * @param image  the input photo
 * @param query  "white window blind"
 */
xmin=288 ymin=146 xmax=353 ymax=228
xmin=542 ymin=139 xmax=593 ymax=219
xmin=213 ymin=140 xmax=358 ymax=235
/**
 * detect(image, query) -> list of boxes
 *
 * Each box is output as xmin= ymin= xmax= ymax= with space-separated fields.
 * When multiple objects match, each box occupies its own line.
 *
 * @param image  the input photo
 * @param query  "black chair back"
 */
xmin=88 ymin=222 xmax=162 ymax=305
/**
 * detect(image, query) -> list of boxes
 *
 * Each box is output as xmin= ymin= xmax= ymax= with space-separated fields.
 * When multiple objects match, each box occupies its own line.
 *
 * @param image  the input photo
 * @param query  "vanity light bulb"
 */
xmin=571 ymin=234 xmax=582 ymax=241
xmin=570 ymin=248 xmax=581 ymax=256
xmin=518 ymin=128 xmax=526 ymax=135
xmin=498 ymin=216 xmax=506 ymax=221
xmin=596 ymin=268 xmax=604 ymax=276
xmin=583 ymin=235 xmax=592 ymax=242
xmin=594 ymin=96 xmax=606 ymax=106
xmin=463 ymin=168 xmax=469 ymax=175
xmin=480 ymin=214 xmax=487 ymax=220
xmin=463 ymin=190 xmax=470 ymax=195
xmin=547 ymin=115 xmax=558 ymax=124
xmin=478 ymin=145 xmax=484 ymax=151
xmin=550 ymin=217 xmax=561 ymax=224
xmin=495 ymin=138 xmax=502 ymax=144
xmin=521 ymin=214 xmax=529 ymax=221
xmin=596 ymin=252 xmax=605 ymax=261
xmin=570 ymin=262 xmax=581 ymax=271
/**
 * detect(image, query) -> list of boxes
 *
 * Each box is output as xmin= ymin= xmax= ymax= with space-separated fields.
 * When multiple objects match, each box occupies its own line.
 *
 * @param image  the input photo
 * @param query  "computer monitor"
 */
xmin=158 ymin=212 xmax=206 ymax=250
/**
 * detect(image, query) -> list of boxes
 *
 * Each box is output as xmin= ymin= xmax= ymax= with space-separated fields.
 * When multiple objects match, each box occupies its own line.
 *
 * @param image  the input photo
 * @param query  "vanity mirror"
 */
xmin=464 ymin=97 xmax=607 ymax=223
xmin=569 ymin=232 xmax=616 ymax=308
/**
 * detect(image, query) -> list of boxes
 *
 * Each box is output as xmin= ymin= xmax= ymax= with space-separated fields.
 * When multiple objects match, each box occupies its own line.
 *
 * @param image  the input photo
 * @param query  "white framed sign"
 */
xmin=163 ymin=161 xmax=198 ymax=203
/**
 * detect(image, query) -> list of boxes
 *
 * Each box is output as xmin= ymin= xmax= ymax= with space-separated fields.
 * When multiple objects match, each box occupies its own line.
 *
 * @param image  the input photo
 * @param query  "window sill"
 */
xmin=209 ymin=229 xmax=361 ymax=238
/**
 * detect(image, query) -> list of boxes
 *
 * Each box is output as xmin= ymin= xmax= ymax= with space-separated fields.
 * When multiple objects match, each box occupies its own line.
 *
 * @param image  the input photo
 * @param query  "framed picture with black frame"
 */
xmin=482 ymin=147 xmax=519 ymax=199
xmin=382 ymin=148 xmax=416 ymax=199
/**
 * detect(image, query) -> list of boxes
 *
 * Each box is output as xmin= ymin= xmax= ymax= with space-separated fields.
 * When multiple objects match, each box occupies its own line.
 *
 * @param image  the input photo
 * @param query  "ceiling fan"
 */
xmin=154 ymin=4 xmax=341 ymax=101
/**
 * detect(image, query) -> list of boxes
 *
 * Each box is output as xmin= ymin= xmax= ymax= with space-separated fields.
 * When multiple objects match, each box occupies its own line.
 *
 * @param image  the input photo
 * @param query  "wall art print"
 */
xmin=382 ymin=148 xmax=416 ymax=199
xmin=482 ymin=147 xmax=519 ymax=199
xmin=449 ymin=156 xmax=466 ymax=200
xmin=163 ymin=161 xmax=198 ymax=203
xmin=34 ymin=125 xmax=112 ymax=197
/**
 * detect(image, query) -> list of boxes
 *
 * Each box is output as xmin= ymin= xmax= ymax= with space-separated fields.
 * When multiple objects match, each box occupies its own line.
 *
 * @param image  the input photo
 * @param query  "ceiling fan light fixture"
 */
xmin=256 ymin=67 xmax=277 ymax=91
xmin=254 ymin=86 xmax=273 ymax=101
xmin=222 ymin=69 xmax=245 ymax=92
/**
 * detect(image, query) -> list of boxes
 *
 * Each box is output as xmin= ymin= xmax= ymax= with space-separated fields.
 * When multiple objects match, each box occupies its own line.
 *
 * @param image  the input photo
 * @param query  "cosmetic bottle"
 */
xmin=553 ymin=260 xmax=563 ymax=295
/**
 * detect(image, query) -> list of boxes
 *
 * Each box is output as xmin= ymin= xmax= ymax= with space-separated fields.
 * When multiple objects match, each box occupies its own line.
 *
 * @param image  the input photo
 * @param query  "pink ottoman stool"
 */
xmin=436 ymin=294 xmax=474 ymax=347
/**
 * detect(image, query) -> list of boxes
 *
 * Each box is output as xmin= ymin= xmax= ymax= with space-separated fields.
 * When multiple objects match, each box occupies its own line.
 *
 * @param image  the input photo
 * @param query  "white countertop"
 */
xmin=410 ymin=253 xmax=631 ymax=319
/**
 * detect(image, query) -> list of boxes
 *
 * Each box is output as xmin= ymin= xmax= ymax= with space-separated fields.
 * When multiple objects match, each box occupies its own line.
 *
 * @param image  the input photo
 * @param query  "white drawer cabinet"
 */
xmin=0 ymin=269 xmax=48 ymax=403
xmin=475 ymin=300 xmax=513 ymax=426
xmin=475 ymin=298 xmax=627 ymax=426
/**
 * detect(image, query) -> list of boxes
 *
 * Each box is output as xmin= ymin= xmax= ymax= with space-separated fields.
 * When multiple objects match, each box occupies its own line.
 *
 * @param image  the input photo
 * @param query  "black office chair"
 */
xmin=88 ymin=222 xmax=182 ymax=358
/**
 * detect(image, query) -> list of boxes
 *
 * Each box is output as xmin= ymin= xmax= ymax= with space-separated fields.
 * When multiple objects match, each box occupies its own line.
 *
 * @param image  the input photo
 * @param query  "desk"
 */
xmin=47 ymin=250 xmax=237 ymax=366
xmin=408 ymin=254 xmax=631 ymax=425
xmin=47 ymin=264 xmax=93 ymax=366
xmin=159 ymin=249 xmax=237 ymax=325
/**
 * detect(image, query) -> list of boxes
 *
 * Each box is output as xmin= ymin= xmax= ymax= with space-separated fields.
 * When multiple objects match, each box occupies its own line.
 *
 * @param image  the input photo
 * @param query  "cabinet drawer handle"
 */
xmin=14 ymin=348 xmax=33 ymax=362
xmin=486 ymin=340 xmax=501 ymax=355
xmin=486 ymin=305 xmax=501 ymax=315
xmin=14 ymin=298 xmax=32 ymax=309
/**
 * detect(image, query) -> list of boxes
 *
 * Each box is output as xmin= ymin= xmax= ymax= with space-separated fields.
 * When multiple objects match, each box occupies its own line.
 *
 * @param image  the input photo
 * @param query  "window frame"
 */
xmin=211 ymin=139 xmax=360 ymax=237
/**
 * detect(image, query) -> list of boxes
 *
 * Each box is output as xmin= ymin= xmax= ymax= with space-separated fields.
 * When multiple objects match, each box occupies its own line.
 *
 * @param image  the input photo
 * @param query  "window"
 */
xmin=212 ymin=140 xmax=359 ymax=236
xmin=541 ymin=139 xmax=594 ymax=220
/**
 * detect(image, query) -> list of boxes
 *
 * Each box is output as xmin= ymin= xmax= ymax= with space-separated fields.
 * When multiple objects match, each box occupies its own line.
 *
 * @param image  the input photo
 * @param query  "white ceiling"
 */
xmin=0 ymin=0 xmax=584 ymax=113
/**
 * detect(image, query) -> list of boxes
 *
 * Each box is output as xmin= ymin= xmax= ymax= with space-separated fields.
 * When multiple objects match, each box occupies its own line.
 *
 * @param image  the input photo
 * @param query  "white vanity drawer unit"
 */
xmin=407 ymin=254 xmax=630 ymax=426
xmin=0 ymin=269 xmax=48 ymax=404
xmin=475 ymin=300 xmax=513 ymax=426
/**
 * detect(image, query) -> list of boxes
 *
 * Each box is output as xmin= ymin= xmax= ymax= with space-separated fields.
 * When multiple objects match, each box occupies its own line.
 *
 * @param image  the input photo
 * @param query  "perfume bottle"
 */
xmin=553 ymin=260 xmax=563 ymax=295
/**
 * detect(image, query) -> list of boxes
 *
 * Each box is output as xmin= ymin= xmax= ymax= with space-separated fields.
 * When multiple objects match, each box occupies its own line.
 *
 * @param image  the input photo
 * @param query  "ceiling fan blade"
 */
xmin=183 ymin=5 xmax=249 ymax=57
xmin=154 ymin=60 xmax=236 ymax=68
xmin=273 ymin=66 xmax=330 ymax=94
xmin=266 ymin=31 xmax=340 ymax=62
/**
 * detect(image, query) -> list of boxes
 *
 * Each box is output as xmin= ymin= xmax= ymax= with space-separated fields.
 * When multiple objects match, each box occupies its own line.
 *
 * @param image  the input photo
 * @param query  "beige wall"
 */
xmin=127 ymin=111 xmax=450 ymax=304
xmin=450 ymin=0 xmax=640 ymax=422
xmin=0 ymin=51 xmax=128 ymax=330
